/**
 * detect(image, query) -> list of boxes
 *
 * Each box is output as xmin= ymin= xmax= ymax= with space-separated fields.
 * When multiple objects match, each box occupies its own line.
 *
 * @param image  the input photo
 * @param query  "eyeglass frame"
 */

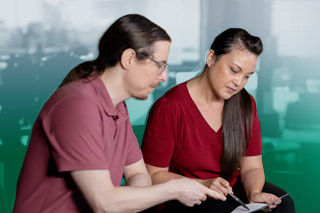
xmin=136 ymin=52 xmax=168 ymax=74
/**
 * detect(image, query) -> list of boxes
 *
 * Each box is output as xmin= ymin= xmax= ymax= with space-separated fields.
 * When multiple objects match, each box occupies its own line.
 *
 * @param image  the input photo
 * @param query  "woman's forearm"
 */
xmin=150 ymin=170 xmax=186 ymax=184
xmin=241 ymin=168 xmax=265 ymax=201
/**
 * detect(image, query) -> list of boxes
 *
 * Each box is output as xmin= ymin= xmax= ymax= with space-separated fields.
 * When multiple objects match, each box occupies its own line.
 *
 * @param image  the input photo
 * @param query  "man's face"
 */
xmin=126 ymin=40 xmax=171 ymax=100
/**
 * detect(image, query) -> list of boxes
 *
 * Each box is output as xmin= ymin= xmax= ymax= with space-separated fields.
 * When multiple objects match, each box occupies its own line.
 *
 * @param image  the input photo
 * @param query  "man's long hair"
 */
xmin=59 ymin=14 xmax=171 ymax=87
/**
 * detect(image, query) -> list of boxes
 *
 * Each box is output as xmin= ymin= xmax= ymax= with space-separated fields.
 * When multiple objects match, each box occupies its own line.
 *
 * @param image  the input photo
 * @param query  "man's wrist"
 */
xmin=165 ymin=179 xmax=180 ymax=200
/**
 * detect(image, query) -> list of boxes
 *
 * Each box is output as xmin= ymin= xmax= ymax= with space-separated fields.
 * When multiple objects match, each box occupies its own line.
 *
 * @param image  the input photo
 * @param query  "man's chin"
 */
xmin=134 ymin=94 xmax=148 ymax=100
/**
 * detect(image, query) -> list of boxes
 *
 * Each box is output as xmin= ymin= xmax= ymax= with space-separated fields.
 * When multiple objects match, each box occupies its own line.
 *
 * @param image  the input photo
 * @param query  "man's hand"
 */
xmin=171 ymin=178 xmax=227 ymax=207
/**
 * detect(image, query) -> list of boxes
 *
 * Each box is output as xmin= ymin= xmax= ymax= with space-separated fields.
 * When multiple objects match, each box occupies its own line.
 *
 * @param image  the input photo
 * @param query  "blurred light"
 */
xmin=20 ymin=135 xmax=29 ymax=146
xmin=18 ymin=118 xmax=24 ymax=125
xmin=21 ymin=123 xmax=32 ymax=130
xmin=79 ymin=52 xmax=95 ymax=60
xmin=0 ymin=55 xmax=10 ymax=60
xmin=306 ymin=79 xmax=320 ymax=93
xmin=0 ymin=62 xmax=8 ymax=70
xmin=273 ymin=87 xmax=299 ymax=112
xmin=280 ymin=73 xmax=290 ymax=81
xmin=245 ymin=72 xmax=258 ymax=90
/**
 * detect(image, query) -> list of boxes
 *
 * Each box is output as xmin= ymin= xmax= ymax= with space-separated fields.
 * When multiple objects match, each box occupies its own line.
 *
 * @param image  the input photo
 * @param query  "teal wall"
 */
xmin=1 ymin=0 xmax=320 ymax=212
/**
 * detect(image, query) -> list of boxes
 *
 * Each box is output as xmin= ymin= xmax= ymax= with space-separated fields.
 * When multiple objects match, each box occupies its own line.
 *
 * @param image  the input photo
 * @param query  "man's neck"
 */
xmin=100 ymin=67 xmax=131 ymax=108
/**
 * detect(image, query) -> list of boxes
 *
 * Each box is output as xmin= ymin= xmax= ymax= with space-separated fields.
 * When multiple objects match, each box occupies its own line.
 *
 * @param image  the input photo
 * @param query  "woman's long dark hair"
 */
xmin=59 ymin=14 xmax=171 ymax=87
xmin=210 ymin=28 xmax=263 ymax=181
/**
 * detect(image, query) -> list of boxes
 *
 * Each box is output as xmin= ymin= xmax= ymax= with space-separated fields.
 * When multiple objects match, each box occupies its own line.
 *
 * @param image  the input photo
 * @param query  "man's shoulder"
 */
xmin=41 ymin=80 xmax=98 ymax=116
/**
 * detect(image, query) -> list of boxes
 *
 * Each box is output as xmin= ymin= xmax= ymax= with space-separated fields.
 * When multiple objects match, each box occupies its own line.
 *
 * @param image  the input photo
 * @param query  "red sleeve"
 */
xmin=141 ymin=97 xmax=179 ymax=167
xmin=43 ymin=95 xmax=109 ymax=172
xmin=245 ymin=96 xmax=262 ymax=156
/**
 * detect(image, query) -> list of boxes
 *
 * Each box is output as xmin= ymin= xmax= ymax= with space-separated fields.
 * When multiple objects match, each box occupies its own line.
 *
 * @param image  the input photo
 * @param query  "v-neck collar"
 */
xmin=182 ymin=81 xmax=222 ymax=134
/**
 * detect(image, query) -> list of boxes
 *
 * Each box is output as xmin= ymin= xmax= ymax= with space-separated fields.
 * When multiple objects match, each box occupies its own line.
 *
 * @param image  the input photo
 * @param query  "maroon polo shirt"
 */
xmin=14 ymin=75 xmax=142 ymax=212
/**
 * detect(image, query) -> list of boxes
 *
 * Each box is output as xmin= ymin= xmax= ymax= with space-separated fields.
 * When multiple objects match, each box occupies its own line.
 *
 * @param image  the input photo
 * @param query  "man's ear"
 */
xmin=120 ymin=48 xmax=136 ymax=69
xmin=206 ymin=50 xmax=216 ymax=67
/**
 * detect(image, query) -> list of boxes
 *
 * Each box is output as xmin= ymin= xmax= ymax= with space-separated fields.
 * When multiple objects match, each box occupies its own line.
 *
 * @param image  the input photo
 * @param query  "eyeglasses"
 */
xmin=136 ymin=52 xmax=168 ymax=74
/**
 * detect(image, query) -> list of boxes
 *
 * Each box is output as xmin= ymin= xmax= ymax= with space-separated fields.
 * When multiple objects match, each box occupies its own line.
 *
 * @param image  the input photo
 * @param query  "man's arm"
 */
xmin=71 ymin=168 xmax=224 ymax=213
xmin=123 ymin=159 xmax=152 ymax=187
xmin=146 ymin=164 xmax=231 ymax=196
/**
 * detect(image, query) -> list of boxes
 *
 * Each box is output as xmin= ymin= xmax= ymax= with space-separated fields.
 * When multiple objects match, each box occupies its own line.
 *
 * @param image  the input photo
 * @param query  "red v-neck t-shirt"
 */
xmin=142 ymin=81 xmax=262 ymax=186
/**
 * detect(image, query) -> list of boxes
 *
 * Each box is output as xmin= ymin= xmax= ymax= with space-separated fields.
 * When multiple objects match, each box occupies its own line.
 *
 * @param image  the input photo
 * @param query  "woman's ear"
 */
xmin=206 ymin=50 xmax=216 ymax=67
xmin=120 ymin=48 xmax=136 ymax=69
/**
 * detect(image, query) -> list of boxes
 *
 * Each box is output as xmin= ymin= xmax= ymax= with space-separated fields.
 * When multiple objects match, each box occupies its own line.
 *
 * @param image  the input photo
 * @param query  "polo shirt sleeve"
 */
xmin=43 ymin=95 xmax=109 ymax=172
xmin=245 ymin=96 xmax=262 ymax=156
xmin=142 ymin=97 xmax=178 ymax=167
xmin=124 ymin=116 xmax=143 ymax=166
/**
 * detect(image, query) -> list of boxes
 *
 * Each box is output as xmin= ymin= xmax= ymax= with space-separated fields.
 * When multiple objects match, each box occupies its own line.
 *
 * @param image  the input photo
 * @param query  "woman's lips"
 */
xmin=226 ymin=86 xmax=236 ymax=93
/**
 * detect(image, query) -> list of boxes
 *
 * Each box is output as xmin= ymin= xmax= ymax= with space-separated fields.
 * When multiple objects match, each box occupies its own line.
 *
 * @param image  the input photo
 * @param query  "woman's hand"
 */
xmin=203 ymin=177 xmax=233 ymax=196
xmin=249 ymin=192 xmax=281 ymax=210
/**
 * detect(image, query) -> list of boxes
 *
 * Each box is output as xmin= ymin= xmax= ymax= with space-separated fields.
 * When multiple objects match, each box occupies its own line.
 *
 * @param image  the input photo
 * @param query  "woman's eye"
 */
xmin=231 ymin=69 xmax=238 ymax=73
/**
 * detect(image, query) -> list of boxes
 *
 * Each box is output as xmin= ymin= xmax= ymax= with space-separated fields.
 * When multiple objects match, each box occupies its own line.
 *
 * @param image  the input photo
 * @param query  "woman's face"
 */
xmin=206 ymin=49 xmax=258 ymax=100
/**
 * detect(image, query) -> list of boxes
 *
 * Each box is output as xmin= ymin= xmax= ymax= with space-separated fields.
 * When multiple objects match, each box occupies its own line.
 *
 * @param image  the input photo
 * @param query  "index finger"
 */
xmin=204 ymin=186 xmax=226 ymax=201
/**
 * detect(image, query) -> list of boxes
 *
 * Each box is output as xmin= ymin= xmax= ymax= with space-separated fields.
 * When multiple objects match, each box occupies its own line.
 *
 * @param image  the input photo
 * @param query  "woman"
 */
xmin=142 ymin=28 xmax=295 ymax=212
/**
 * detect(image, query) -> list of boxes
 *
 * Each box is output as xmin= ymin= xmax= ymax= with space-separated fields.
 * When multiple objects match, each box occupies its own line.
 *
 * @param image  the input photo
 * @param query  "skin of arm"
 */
xmin=240 ymin=155 xmax=281 ymax=208
xmin=71 ymin=160 xmax=224 ymax=213
xmin=146 ymin=164 xmax=231 ymax=197
xmin=124 ymin=159 xmax=152 ymax=187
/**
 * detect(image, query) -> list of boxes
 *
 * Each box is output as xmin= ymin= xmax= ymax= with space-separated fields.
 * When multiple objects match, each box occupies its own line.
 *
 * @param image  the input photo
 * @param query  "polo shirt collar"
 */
xmin=87 ymin=75 xmax=127 ymax=121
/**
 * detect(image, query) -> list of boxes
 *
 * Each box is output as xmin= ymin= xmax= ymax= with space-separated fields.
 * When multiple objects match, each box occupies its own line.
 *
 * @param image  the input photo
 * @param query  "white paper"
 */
xmin=231 ymin=193 xmax=289 ymax=213
xmin=231 ymin=203 xmax=269 ymax=213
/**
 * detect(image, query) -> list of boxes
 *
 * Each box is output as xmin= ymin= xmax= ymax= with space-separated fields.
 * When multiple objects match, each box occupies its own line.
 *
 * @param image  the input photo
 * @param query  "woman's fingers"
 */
xmin=209 ymin=177 xmax=232 ymax=195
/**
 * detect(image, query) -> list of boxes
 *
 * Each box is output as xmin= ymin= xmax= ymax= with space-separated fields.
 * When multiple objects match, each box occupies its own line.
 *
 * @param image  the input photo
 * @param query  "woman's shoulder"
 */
xmin=151 ymin=82 xmax=189 ymax=113
xmin=161 ymin=81 xmax=188 ymax=102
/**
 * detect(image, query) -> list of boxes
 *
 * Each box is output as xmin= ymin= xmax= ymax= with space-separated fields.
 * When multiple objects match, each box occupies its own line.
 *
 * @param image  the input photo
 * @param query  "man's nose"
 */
xmin=159 ymin=69 xmax=167 ymax=82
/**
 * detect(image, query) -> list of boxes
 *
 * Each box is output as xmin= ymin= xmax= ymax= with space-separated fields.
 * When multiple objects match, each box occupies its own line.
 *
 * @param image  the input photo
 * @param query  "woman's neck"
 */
xmin=187 ymin=70 xmax=224 ymax=106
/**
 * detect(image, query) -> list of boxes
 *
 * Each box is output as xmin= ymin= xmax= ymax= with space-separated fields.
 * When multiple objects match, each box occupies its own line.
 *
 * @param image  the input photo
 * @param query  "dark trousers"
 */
xmin=142 ymin=176 xmax=295 ymax=213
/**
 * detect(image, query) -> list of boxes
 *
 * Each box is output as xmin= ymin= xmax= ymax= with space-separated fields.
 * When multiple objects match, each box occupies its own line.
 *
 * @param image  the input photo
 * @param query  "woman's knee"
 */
xmin=277 ymin=195 xmax=295 ymax=212
xmin=263 ymin=182 xmax=295 ymax=212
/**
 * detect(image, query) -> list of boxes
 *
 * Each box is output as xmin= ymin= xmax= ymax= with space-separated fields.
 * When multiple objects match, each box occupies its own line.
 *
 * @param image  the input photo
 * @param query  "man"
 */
xmin=14 ymin=14 xmax=225 ymax=212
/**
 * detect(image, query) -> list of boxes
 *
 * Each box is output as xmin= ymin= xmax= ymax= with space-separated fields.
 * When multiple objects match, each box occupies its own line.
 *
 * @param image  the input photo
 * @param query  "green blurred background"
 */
xmin=0 ymin=0 xmax=319 ymax=212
